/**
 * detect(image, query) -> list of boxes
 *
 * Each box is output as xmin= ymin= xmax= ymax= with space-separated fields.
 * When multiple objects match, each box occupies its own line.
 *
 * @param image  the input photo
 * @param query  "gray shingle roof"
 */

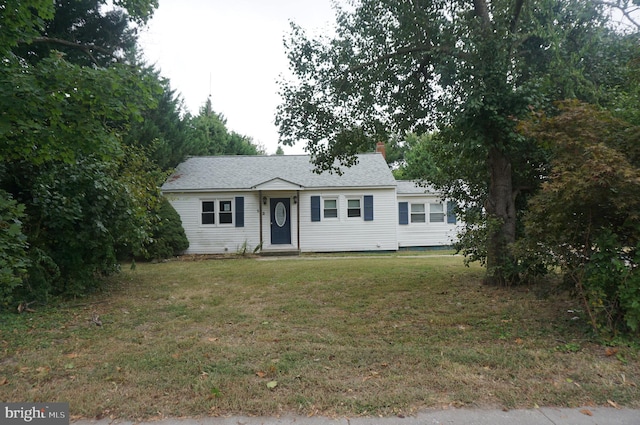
xmin=162 ymin=153 xmax=396 ymax=192
xmin=396 ymin=180 xmax=439 ymax=195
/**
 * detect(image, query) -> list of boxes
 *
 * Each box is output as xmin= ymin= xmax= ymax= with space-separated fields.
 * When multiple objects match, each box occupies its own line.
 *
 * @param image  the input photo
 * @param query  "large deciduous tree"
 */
xmin=276 ymin=0 xmax=638 ymax=285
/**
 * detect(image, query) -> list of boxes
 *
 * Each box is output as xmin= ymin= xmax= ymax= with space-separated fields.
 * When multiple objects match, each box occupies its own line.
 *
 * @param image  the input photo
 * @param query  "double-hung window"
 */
xmin=202 ymin=201 xmax=215 ymax=224
xmin=201 ymin=200 xmax=234 ymax=225
xmin=410 ymin=203 xmax=426 ymax=223
xmin=219 ymin=200 xmax=233 ymax=224
xmin=347 ymin=199 xmax=361 ymax=218
xmin=323 ymin=199 xmax=338 ymax=218
xmin=429 ymin=203 xmax=445 ymax=223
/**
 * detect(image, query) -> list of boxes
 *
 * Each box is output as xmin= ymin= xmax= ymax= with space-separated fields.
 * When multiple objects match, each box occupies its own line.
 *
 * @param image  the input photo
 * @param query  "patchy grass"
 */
xmin=1 ymin=256 xmax=638 ymax=421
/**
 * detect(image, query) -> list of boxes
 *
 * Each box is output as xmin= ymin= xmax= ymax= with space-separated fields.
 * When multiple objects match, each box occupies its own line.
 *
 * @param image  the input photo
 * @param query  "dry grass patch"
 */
xmin=1 ymin=255 xmax=638 ymax=420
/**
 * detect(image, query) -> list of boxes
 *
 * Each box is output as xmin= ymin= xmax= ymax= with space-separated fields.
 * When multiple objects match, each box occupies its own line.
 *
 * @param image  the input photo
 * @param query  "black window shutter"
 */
xmin=364 ymin=195 xmax=374 ymax=221
xmin=311 ymin=196 xmax=321 ymax=222
xmin=399 ymin=202 xmax=409 ymax=225
xmin=235 ymin=197 xmax=244 ymax=227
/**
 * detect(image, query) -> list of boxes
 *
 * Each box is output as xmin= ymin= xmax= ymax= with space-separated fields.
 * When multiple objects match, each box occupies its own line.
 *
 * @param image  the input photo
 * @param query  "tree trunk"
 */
xmin=484 ymin=147 xmax=517 ymax=286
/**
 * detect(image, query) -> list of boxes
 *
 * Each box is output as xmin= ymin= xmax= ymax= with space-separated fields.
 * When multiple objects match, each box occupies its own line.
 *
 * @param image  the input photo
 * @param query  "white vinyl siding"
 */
xmin=300 ymin=189 xmax=397 ymax=252
xmin=168 ymin=193 xmax=260 ymax=254
xmin=397 ymin=196 xmax=460 ymax=248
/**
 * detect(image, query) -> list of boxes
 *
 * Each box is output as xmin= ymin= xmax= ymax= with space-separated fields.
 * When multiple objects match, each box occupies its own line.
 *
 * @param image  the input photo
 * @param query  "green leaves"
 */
xmin=0 ymin=0 xmax=54 ymax=54
xmin=277 ymin=0 xmax=638 ymax=283
xmin=185 ymin=98 xmax=262 ymax=157
xmin=519 ymin=101 xmax=640 ymax=335
xmin=0 ymin=190 xmax=29 ymax=309
xmin=0 ymin=0 xmax=168 ymax=305
xmin=0 ymin=54 xmax=157 ymax=166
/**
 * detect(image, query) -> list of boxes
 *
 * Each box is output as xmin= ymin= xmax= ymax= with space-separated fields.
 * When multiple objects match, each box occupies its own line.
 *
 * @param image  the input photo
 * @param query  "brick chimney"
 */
xmin=375 ymin=142 xmax=386 ymax=160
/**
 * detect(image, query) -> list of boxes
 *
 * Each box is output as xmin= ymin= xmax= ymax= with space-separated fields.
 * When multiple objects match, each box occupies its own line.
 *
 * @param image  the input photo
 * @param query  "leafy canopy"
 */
xmin=277 ymin=0 xmax=633 ymax=284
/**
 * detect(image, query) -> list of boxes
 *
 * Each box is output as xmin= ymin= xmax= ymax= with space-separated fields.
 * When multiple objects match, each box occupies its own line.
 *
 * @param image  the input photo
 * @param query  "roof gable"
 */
xmin=253 ymin=177 xmax=303 ymax=191
xmin=162 ymin=154 xmax=396 ymax=192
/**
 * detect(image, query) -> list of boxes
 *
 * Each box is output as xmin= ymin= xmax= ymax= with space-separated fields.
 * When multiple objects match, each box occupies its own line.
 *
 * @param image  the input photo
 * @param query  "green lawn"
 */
xmin=1 ymin=255 xmax=638 ymax=421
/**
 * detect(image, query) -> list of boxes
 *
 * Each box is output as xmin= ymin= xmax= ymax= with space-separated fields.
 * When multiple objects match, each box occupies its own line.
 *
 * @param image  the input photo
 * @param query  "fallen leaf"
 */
xmin=515 ymin=338 xmax=523 ymax=345
xmin=66 ymin=353 xmax=79 ymax=359
xmin=0 ymin=377 xmax=8 ymax=386
xmin=607 ymin=399 xmax=620 ymax=409
xmin=580 ymin=409 xmax=593 ymax=416
xmin=207 ymin=337 xmax=219 ymax=342
xmin=605 ymin=347 xmax=619 ymax=357
xmin=256 ymin=371 xmax=267 ymax=378
xmin=266 ymin=380 xmax=278 ymax=389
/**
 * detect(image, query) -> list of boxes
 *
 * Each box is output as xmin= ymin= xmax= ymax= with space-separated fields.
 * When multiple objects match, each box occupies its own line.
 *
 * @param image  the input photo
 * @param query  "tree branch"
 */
xmin=345 ymin=45 xmax=434 ymax=75
xmin=27 ymin=37 xmax=117 ymax=65
xmin=509 ymin=0 xmax=526 ymax=34
xmin=595 ymin=0 xmax=640 ymax=29
xmin=473 ymin=0 xmax=491 ymax=28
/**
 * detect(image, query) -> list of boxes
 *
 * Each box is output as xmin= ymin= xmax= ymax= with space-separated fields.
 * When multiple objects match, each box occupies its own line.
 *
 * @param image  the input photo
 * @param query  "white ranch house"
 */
xmin=161 ymin=152 xmax=460 ymax=255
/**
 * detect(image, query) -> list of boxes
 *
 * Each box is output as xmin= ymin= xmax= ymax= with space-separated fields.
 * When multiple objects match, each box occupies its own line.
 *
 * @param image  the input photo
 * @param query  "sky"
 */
xmin=138 ymin=0 xmax=339 ymax=155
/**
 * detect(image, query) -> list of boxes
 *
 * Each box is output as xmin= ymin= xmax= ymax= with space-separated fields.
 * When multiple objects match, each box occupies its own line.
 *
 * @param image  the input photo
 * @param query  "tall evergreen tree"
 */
xmin=187 ymin=97 xmax=262 ymax=156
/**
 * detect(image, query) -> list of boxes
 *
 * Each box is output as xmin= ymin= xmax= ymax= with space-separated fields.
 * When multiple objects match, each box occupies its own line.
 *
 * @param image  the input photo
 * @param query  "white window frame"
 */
xmin=347 ymin=197 xmax=362 ymax=219
xmin=323 ymin=198 xmax=338 ymax=219
xmin=429 ymin=202 xmax=445 ymax=223
xmin=410 ymin=203 xmax=426 ymax=223
xmin=200 ymin=199 xmax=234 ymax=226
xmin=201 ymin=200 xmax=216 ymax=225
xmin=218 ymin=199 xmax=234 ymax=226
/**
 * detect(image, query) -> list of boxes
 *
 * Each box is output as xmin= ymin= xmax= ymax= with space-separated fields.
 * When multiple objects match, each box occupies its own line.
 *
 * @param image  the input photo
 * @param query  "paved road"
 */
xmin=73 ymin=407 xmax=640 ymax=425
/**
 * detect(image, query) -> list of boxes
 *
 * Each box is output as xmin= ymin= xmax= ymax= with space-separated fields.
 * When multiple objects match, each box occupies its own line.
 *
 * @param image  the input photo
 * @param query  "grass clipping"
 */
xmin=1 ymin=256 xmax=639 ymax=420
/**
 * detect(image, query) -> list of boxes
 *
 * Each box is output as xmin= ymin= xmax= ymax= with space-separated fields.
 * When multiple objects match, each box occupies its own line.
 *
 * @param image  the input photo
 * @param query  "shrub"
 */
xmin=143 ymin=197 xmax=188 ymax=260
xmin=579 ymin=231 xmax=640 ymax=335
xmin=0 ymin=190 xmax=29 ymax=309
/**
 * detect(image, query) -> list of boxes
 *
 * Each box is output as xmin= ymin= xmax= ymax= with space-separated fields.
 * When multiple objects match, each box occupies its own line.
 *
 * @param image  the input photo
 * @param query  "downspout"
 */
xmin=259 ymin=190 xmax=263 ymax=248
xmin=296 ymin=189 xmax=301 ymax=252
